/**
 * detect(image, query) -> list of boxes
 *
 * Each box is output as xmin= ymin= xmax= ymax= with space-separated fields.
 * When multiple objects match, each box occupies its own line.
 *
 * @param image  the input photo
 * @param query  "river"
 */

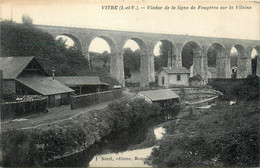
xmin=45 ymin=117 xmax=167 ymax=167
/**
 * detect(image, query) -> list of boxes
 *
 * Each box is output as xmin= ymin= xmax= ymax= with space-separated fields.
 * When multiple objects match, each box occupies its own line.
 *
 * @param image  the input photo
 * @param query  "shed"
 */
xmin=138 ymin=89 xmax=179 ymax=106
xmin=158 ymin=67 xmax=190 ymax=87
xmin=16 ymin=76 xmax=74 ymax=106
xmin=55 ymin=76 xmax=110 ymax=95
xmin=138 ymin=89 xmax=180 ymax=120
xmin=0 ymin=56 xmax=74 ymax=107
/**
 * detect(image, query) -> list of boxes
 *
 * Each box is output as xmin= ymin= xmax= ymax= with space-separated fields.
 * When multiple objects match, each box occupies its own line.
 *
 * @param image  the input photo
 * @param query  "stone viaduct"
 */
xmin=36 ymin=25 xmax=260 ymax=87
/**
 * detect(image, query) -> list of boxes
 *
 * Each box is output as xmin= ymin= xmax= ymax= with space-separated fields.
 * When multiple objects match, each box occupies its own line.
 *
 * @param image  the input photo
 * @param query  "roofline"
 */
xmin=16 ymin=56 xmax=49 ymax=78
xmin=158 ymin=67 xmax=190 ymax=74
xmin=0 ymin=56 xmax=35 ymax=79
xmin=15 ymin=79 xmax=74 ymax=96
xmin=67 ymin=83 xmax=110 ymax=87
xmin=151 ymin=97 xmax=179 ymax=101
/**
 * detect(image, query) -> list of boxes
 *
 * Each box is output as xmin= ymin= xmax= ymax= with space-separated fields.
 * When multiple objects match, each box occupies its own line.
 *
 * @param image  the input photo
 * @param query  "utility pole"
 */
xmin=11 ymin=5 xmax=13 ymax=21
xmin=170 ymin=44 xmax=173 ymax=67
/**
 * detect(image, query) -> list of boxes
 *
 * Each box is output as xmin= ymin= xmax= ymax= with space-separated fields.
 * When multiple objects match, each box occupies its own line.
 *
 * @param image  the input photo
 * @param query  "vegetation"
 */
xmin=148 ymin=100 xmax=259 ymax=167
xmin=208 ymin=75 xmax=259 ymax=100
xmin=251 ymin=55 xmax=258 ymax=75
xmin=1 ymin=97 xmax=162 ymax=166
xmin=0 ymin=19 xmax=118 ymax=85
xmin=189 ymin=74 xmax=203 ymax=82
xmin=123 ymin=48 xmax=141 ymax=79
xmin=148 ymin=75 xmax=259 ymax=167
xmin=154 ymin=42 xmax=172 ymax=71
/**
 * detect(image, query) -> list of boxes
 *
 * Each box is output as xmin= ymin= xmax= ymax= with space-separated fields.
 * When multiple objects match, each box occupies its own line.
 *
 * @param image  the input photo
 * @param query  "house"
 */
xmin=0 ymin=56 xmax=74 ymax=107
xmin=208 ymin=67 xmax=217 ymax=78
xmin=158 ymin=67 xmax=190 ymax=87
xmin=55 ymin=76 xmax=110 ymax=95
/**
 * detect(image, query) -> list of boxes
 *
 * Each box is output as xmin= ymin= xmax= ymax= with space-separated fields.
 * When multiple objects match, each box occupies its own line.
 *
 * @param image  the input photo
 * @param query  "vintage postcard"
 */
xmin=0 ymin=0 xmax=259 ymax=167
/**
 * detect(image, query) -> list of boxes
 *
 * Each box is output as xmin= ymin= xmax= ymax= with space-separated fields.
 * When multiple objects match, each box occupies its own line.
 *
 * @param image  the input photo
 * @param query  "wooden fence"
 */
xmin=1 ymin=97 xmax=47 ymax=121
xmin=71 ymin=89 xmax=122 ymax=110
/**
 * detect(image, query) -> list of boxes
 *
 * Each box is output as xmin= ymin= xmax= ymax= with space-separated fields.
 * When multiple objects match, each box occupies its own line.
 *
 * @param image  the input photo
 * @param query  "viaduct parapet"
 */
xmin=35 ymin=25 xmax=260 ymax=87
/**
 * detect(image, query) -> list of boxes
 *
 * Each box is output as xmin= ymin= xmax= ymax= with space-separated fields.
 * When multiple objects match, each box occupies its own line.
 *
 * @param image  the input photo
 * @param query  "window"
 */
xmin=177 ymin=74 xmax=181 ymax=81
xmin=162 ymin=77 xmax=165 ymax=85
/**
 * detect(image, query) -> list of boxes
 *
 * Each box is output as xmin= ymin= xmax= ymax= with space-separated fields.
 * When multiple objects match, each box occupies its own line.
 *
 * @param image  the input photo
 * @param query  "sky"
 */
xmin=1 ymin=0 xmax=259 ymax=56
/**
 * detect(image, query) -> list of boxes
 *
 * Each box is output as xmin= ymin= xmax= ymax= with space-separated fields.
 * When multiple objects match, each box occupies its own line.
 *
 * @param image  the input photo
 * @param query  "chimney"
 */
xmin=52 ymin=70 xmax=55 ymax=80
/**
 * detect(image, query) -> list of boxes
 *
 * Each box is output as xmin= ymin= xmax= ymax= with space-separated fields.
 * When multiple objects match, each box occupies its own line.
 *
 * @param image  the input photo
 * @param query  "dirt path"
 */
xmin=1 ymin=90 xmax=135 ymax=132
xmin=1 ymin=100 xmax=114 ymax=132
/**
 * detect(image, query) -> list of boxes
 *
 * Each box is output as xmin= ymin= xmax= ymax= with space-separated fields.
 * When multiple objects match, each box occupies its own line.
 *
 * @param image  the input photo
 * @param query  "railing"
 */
xmin=70 ymin=89 xmax=122 ymax=110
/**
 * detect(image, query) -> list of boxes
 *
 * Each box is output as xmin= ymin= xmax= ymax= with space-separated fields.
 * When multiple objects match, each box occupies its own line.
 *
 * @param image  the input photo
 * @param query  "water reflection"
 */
xmin=89 ymin=126 xmax=166 ymax=167
xmin=154 ymin=127 xmax=165 ymax=140
xmin=45 ymin=117 xmax=165 ymax=167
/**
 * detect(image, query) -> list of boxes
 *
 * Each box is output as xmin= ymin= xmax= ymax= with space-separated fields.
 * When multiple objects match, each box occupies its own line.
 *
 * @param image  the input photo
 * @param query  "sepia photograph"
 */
xmin=0 ymin=0 xmax=259 ymax=167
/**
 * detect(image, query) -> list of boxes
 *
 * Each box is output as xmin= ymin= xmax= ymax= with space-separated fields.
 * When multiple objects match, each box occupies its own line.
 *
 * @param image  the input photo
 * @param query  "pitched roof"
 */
xmin=55 ymin=76 xmax=109 ymax=87
xmin=16 ymin=76 xmax=74 ymax=96
xmin=139 ymin=89 xmax=179 ymax=101
xmin=159 ymin=67 xmax=190 ymax=74
xmin=0 ymin=56 xmax=36 ymax=79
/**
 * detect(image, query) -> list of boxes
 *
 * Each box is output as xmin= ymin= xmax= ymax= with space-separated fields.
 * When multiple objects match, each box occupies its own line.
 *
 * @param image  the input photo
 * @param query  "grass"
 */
xmin=148 ymin=100 xmax=259 ymax=167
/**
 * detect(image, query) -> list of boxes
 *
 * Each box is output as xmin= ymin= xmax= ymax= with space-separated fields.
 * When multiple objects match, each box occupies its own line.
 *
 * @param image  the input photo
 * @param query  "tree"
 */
xmin=207 ymin=47 xmax=217 ymax=67
xmin=22 ymin=14 xmax=33 ymax=26
xmin=251 ymin=55 xmax=258 ymax=75
xmin=123 ymin=48 xmax=141 ymax=77
xmin=154 ymin=42 xmax=172 ymax=71
xmin=0 ymin=20 xmax=119 ymax=85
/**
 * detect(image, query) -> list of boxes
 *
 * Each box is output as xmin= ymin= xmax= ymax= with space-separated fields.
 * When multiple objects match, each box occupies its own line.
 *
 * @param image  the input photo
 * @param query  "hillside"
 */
xmin=0 ymin=20 xmax=118 ymax=85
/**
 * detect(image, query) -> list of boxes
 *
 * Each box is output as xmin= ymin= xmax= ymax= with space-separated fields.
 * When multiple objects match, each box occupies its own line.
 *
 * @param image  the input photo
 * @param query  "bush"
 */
xmin=2 ymin=97 xmax=162 ymax=166
xmin=148 ymin=101 xmax=259 ymax=167
xmin=207 ymin=76 xmax=259 ymax=101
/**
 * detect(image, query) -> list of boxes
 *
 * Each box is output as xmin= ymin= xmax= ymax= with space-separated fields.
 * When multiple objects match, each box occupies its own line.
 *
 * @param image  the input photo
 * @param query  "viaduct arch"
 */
xmin=36 ymin=25 xmax=260 ymax=87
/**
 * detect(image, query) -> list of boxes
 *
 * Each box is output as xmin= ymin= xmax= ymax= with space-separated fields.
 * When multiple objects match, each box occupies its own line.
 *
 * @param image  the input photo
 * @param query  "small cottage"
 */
xmin=0 ymin=56 xmax=74 ymax=107
xmin=55 ymin=76 xmax=110 ymax=95
xmin=158 ymin=67 xmax=190 ymax=87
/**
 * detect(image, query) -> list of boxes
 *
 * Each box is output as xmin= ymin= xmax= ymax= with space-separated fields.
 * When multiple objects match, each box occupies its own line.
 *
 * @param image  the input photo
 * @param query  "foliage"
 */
xmin=154 ymin=42 xmax=172 ymax=71
xmin=251 ymin=55 xmax=258 ymax=75
xmin=181 ymin=45 xmax=194 ymax=69
xmin=2 ymin=97 xmax=162 ymax=166
xmin=208 ymin=75 xmax=259 ymax=100
xmin=89 ymin=51 xmax=110 ymax=68
xmin=22 ymin=14 xmax=33 ymax=26
xmin=0 ymin=20 xmax=118 ymax=85
xmin=123 ymin=48 xmax=141 ymax=79
xmin=189 ymin=74 xmax=203 ymax=82
xmin=148 ymin=101 xmax=259 ymax=167
xmin=231 ymin=75 xmax=259 ymax=100
xmin=207 ymin=47 xmax=217 ymax=67
xmin=162 ymin=102 xmax=180 ymax=118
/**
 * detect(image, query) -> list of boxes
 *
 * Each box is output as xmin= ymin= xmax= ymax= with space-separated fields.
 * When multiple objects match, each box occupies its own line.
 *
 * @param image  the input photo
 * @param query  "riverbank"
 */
xmin=1 ymin=97 xmax=162 ymax=167
xmin=147 ymin=100 xmax=259 ymax=167
xmin=44 ymin=117 xmax=165 ymax=167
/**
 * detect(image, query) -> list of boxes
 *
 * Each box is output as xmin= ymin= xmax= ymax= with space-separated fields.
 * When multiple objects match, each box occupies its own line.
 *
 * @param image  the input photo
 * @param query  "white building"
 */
xmin=158 ymin=67 xmax=190 ymax=87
